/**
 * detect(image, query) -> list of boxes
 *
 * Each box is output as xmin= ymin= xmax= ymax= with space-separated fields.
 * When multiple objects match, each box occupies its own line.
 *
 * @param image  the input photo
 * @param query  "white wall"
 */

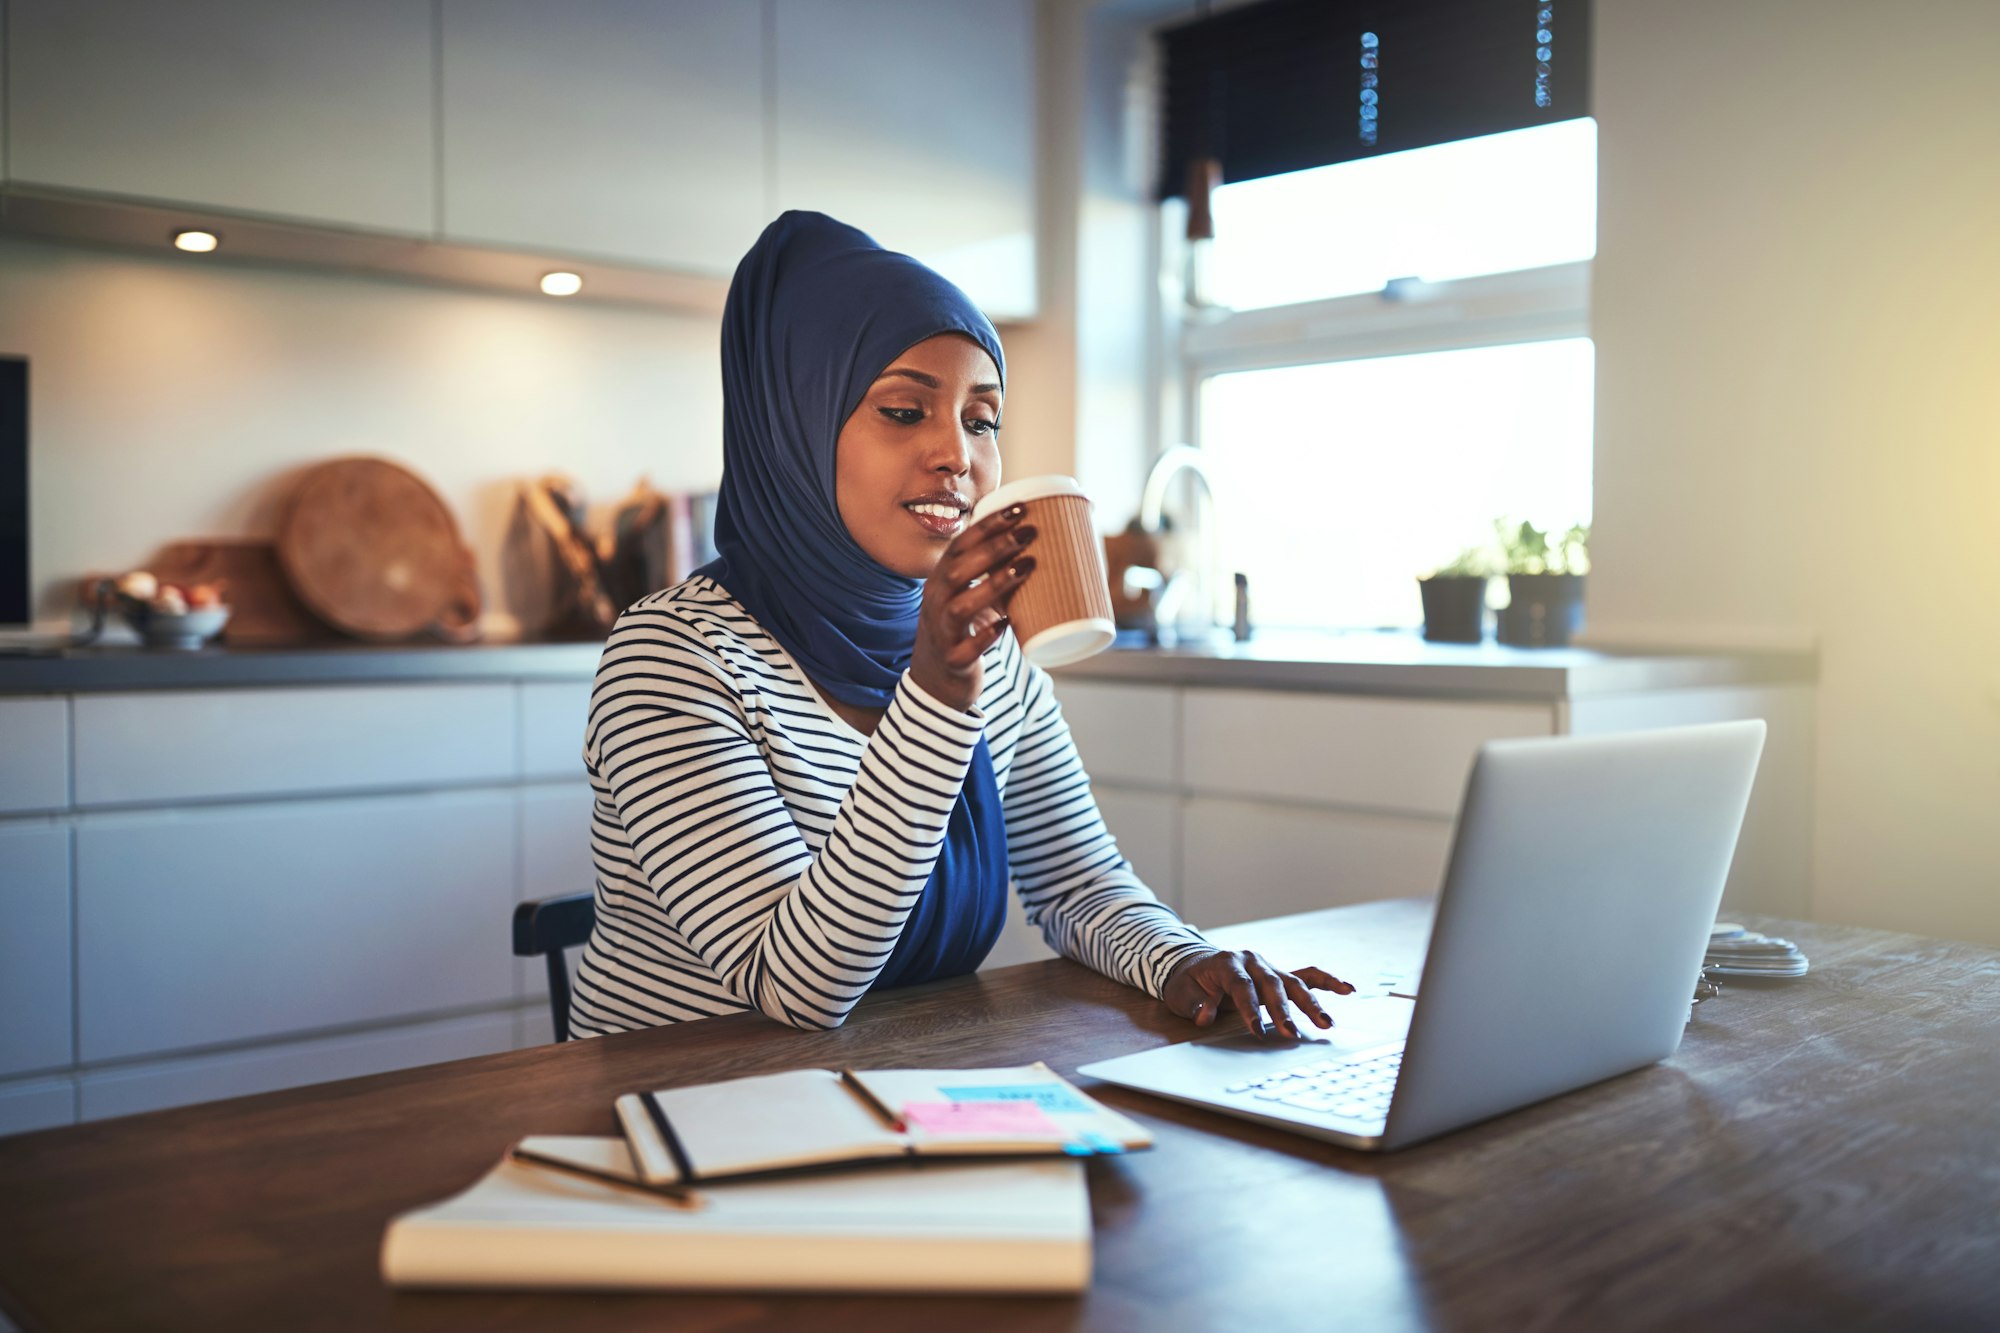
xmin=1589 ymin=0 xmax=2000 ymax=944
xmin=1 ymin=237 xmax=724 ymax=633
xmin=1012 ymin=0 xmax=1190 ymax=535
xmin=0 ymin=235 xmax=1085 ymax=635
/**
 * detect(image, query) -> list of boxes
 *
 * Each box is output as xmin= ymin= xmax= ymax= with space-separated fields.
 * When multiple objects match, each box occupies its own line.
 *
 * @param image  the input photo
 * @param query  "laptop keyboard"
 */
xmin=1224 ymin=1047 xmax=1404 ymax=1124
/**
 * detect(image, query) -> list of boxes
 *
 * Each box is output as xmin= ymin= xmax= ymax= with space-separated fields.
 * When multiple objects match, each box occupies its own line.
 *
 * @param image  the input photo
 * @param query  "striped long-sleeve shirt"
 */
xmin=569 ymin=574 xmax=1213 ymax=1035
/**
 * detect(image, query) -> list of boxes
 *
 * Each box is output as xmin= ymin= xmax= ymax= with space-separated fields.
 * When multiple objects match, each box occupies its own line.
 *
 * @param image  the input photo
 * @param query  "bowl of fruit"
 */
xmin=93 ymin=571 xmax=232 ymax=649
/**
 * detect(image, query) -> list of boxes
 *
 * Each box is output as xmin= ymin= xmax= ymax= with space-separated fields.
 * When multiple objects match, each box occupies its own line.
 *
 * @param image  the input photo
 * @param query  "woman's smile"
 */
xmin=903 ymin=493 xmax=971 ymax=538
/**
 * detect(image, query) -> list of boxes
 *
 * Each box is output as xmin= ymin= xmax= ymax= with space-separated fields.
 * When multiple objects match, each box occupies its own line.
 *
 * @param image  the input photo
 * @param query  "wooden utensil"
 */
xmin=152 ymin=539 xmax=337 ymax=645
xmin=277 ymin=456 xmax=483 ymax=642
xmin=519 ymin=477 xmax=617 ymax=634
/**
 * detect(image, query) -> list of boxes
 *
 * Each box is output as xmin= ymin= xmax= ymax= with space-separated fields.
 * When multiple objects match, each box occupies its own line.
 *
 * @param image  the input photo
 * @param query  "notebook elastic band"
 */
xmin=643 ymin=1092 xmax=698 ymax=1184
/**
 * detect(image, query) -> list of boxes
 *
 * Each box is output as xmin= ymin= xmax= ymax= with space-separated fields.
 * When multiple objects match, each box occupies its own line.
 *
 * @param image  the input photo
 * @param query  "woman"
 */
xmin=571 ymin=211 xmax=1352 ymax=1039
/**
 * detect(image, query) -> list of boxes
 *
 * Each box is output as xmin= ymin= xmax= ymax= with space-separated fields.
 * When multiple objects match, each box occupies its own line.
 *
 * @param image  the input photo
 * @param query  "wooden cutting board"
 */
xmin=77 ymin=540 xmax=339 ymax=647
xmin=277 ymin=457 xmax=482 ymax=643
xmin=150 ymin=539 xmax=339 ymax=646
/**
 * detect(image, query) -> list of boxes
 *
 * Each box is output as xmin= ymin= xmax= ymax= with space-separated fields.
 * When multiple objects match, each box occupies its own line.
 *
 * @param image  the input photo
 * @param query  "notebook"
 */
xmin=381 ymin=1136 xmax=1091 ymax=1293
xmin=614 ymin=1062 xmax=1150 ymax=1188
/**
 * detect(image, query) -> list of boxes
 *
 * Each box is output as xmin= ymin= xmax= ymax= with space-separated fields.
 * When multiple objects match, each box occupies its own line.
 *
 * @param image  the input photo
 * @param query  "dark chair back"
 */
xmin=512 ymin=892 xmax=595 ymax=1042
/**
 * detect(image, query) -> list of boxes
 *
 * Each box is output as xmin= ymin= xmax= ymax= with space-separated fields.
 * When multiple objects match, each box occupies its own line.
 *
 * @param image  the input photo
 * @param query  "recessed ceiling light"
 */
xmin=172 ymin=230 xmax=220 ymax=253
xmin=540 ymin=271 xmax=583 ymax=297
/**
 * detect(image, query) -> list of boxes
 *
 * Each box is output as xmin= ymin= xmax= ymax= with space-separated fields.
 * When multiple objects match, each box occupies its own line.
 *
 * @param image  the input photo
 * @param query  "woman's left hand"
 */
xmin=1161 ymin=948 xmax=1356 ymax=1040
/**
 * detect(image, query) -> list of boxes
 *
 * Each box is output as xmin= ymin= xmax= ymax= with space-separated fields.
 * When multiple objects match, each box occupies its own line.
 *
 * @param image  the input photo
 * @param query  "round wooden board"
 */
xmin=277 ymin=457 xmax=479 ymax=641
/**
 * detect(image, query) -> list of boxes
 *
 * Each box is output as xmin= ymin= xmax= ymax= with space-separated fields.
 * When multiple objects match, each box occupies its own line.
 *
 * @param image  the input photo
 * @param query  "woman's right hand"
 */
xmin=908 ymin=503 xmax=1037 ymax=711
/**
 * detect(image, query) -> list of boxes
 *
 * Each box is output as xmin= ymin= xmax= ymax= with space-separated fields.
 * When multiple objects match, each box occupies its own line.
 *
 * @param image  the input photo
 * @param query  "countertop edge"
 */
xmin=0 ymin=637 xmax=1818 ymax=699
xmin=1052 ymin=646 xmax=1817 ymax=701
xmin=0 ymin=640 xmax=607 ymax=693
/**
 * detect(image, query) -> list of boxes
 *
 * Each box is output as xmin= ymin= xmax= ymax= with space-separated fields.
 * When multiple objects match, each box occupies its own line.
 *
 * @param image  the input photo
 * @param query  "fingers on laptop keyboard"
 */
xmin=1216 ymin=957 xmax=1266 ymax=1037
xmin=1250 ymin=962 xmax=1299 ymax=1039
xmin=1294 ymin=965 xmax=1358 ymax=997
xmin=1281 ymin=972 xmax=1334 ymax=1029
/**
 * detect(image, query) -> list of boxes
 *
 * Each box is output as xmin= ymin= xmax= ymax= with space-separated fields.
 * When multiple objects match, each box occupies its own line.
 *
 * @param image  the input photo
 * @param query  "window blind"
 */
xmin=1159 ymin=0 xmax=1592 ymax=199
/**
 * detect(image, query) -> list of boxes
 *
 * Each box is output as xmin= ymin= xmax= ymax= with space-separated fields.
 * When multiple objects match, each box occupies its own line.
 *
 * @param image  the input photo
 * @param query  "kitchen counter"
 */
xmin=0 ymin=638 xmax=605 ymax=693
xmin=0 ymin=626 xmax=1819 ymax=1137
xmin=1052 ymin=628 xmax=1816 ymax=700
xmin=0 ymin=630 xmax=1815 ymax=697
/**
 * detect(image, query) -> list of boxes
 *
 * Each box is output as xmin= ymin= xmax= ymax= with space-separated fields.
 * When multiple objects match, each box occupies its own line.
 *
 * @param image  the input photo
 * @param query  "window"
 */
xmin=1200 ymin=338 xmax=1595 ymax=631
xmin=1175 ymin=119 xmax=1597 ymax=631
xmin=1205 ymin=119 xmax=1597 ymax=311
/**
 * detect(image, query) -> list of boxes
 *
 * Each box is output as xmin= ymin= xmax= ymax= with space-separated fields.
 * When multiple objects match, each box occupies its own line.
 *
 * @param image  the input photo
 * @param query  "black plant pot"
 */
xmin=1418 ymin=576 xmax=1487 ymax=643
xmin=1498 ymin=573 xmax=1585 ymax=647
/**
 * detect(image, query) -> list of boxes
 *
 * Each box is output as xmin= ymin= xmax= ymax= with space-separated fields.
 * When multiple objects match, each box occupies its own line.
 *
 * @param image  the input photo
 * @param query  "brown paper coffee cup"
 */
xmin=971 ymin=476 xmax=1116 ymax=667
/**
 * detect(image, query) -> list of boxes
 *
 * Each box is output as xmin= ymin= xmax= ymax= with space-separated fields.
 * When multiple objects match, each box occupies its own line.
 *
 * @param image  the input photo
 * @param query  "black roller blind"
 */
xmin=1159 ymin=0 xmax=1591 ymax=199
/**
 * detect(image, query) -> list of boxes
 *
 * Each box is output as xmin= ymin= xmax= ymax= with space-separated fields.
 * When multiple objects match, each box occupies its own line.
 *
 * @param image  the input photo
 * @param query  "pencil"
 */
xmin=839 ymin=1067 xmax=906 ymax=1132
xmin=508 ymin=1146 xmax=703 ymax=1209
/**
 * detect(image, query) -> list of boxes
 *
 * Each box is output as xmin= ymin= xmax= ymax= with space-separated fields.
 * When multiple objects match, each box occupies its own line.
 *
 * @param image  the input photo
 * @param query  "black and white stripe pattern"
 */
xmin=571 ymin=575 xmax=1212 ymax=1035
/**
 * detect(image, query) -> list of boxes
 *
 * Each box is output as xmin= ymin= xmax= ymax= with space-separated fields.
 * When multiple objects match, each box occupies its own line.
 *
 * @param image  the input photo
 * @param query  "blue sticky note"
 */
xmin=937 ymin=1083 xmax=1093 ymax=1115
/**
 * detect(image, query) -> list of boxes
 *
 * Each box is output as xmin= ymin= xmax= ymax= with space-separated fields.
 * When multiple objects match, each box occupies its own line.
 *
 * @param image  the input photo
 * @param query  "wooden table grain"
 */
xmin=2 ymin=900 xmax=1997 ymax=1333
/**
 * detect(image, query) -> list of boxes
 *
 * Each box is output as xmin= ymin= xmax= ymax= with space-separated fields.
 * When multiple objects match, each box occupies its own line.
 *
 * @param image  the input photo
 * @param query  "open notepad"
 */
xmin=614 ymin=1062 xmax=1151 ymax=1188
xmin=381 ymin=1135 xmax=1091 ymax=1293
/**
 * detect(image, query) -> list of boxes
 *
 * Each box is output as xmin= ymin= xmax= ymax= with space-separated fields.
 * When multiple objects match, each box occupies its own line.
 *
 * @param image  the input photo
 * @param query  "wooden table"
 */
xmin=2 ymin=901 xmax=1997 ymax=1333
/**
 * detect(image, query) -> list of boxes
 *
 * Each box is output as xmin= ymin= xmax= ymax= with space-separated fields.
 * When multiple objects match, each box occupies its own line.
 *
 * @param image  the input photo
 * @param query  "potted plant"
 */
xmin=1495 ymin=519 xmax=1590 ymax=647
xmin=1416 ymin=543 xmax=1496 ymax=643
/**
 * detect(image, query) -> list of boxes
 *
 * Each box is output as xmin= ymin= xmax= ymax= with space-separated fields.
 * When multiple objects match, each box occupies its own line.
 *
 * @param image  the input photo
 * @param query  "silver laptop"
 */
xmin=1078 ymin=720 xmax=1766 ymax=1152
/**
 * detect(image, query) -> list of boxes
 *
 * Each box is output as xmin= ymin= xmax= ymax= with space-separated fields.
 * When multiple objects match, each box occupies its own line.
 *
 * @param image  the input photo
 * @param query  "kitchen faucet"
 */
xmin=1135 ymin=445 xmax=1249 ymax=643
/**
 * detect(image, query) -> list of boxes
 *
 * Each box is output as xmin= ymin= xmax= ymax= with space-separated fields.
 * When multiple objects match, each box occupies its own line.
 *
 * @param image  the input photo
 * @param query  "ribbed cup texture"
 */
xmin=1010 ymin=494 xmax=1113 ymax=648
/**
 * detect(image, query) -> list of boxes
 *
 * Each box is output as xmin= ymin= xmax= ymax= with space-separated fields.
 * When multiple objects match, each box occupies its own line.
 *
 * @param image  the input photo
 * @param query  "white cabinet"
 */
xmin=0 ymin=822 xmax=72 ymax=1078
xmin=0 ymin=698 xmax=68 ymax=813
xmin=985 ymin=784 xmax=1181 ymax=972
xmin=6 ymin=0 xmax=436 ymax=234
xmin=0 ymin=1078 xmax=75 ymax=1137
xmin=75 ymin=790 xmax=517 ymax=1062
xmin=1182 ymin=690 xmax=1554 ymax=818
xmin=519 ymin=680 xmax=594 ymax=781
xmin=518 ymin=782 xmax=598 ymax=998
xmin=772 ymin=0 xmax=1038 ymax=319
xmin=985 ymin=895 xmax=1057 ymax=970
xmin=1180 ymin=797 xmax=1453 ymax=930
xmin=440 ymin=0 xmax=767 ymax=273
xmin=5 ymin=1 xmax=1042 ymax=303
xmin=2 ymin=668 xmax=610 ymax=1137
xmin=1045 ymin=679 xmax=1544 ymax=934
xmin=72 ymin=684 xmax=516 ymax=807
xmin=1051 ymin=679 xmax=1178 ymax=788
xmin=982 ymin=678 xmax=1180 ymax=972
xmin=78 ymin=1009 xmax=516 ymax=1123
xmin=1096 ymin=787 xmax=1180 ymax=912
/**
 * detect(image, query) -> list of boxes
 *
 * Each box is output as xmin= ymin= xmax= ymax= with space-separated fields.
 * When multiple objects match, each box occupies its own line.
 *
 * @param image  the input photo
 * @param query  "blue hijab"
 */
xmin=694 ymin=211 xmax=1010 ymax=990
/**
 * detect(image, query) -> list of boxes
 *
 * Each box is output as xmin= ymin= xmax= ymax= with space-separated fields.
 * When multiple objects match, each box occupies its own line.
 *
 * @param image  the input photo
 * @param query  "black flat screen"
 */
xmin=0 ymin=358 xmax=26 ymax=626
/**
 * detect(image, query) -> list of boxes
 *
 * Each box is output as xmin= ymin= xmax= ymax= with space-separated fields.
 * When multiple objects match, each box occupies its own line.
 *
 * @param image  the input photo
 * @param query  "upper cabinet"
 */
xmin=5 ymin=0 xmax=437 ymax=235
xmin=772 ymin=0 xmax=1037 ymax=321
xmin=439 ymin=1 xmax=767 ymax=275
xmin=2 ymin=0 xmax=1038 ymax=312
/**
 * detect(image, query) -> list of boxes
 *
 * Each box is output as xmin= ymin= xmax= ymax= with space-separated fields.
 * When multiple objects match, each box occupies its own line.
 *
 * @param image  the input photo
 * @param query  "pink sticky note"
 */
xmin=902 ymin=1100 xmax=1070 ymax=1139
